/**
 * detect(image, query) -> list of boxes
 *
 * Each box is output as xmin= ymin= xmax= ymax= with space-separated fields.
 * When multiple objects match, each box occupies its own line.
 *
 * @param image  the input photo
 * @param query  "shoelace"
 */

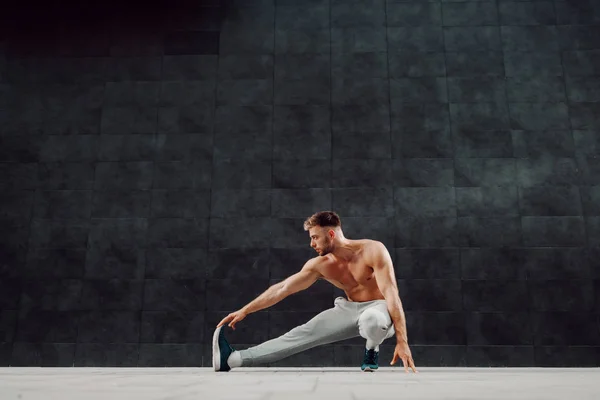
xmin=364 ymin=349 xmax=378 ymax=365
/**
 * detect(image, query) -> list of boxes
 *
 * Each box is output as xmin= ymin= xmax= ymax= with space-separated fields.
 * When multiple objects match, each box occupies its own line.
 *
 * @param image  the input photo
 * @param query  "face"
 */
xmin=309 ymin=226 xmax=334 ymax=256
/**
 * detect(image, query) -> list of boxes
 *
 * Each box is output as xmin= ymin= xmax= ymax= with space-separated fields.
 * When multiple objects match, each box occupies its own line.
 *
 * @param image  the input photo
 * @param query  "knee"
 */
xmin=358 ymin=309 xmax=390 ymax=338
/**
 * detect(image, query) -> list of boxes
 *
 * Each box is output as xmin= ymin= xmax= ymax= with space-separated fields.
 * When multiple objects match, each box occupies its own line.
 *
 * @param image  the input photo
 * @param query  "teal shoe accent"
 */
xmin=212 ymin=326 xmax=236 ymax=372
xmin=361 ymin=348 xmax=379 ymax=372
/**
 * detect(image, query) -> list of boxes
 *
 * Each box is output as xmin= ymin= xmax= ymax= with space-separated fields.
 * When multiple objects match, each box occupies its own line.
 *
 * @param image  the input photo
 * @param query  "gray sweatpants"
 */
xmin=239 ymin=296 xmax=396 ymax=367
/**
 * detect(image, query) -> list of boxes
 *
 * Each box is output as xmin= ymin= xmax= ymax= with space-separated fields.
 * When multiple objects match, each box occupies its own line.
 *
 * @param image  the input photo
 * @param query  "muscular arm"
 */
xmin=240 ymin=258 xmax=322 ymax=314
xmin=369 ymin=242 xmax=409 ymax=344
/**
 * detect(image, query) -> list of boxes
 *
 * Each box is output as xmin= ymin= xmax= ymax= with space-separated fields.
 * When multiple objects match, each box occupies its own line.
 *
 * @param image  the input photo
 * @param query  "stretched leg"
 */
xmin=237 ymin=297 xmax=358 ymax=367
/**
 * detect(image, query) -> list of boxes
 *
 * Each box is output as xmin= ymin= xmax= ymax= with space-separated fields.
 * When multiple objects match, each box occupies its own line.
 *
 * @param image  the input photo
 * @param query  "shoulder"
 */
xmin=301 ymin=255 xmax=335 ymax=274
xmin=361 ymin=239 xmax=387 ymax=254
xmin=361 ymin=240 xmax=391 ymax=263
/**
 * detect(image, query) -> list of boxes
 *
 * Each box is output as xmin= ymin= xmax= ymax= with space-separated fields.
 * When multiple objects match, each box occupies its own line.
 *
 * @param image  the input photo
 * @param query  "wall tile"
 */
xmin=454 ymin=158 xmax=516 ymax=187
xmin=446 ymin=51 xmax=504 ymax=77
xmin=388 ymin=27 xmax=444 ymax=52
xmin=276 ymin=29 xmax=330 ymax=54
xmin=462 ymin=280 xmax=528 ymax=311
xmin=501 ymin=26 xmax=559 ymax=52
xmin=146 ymin=248 xmax=207 ymax=279
xmin=466 ymin=346 xmax=534 ymax=367
xmin=504 ymin=52 xmax=562 ymax=77
xmin=395 ymin=248 xmax=461 ymax=279
xmin=521 ymin=216 xmax=586 ymax=246
xmin=163 ymin=55 xmax=218 ymax=80
xmin=529 ymin=280 xmax=594 ymax=312
xmin=399 ymin=279 xmax=462 ymax=311
xmin=466 ymin=312 xmax=533 ymax=345
xmin=393 ymin=158 xmax=455 ymax=187
xmin=206 ymin=248 xmax=270 ymax=280
xmin=138 ymin=344 xmax=203 ymax=367
xmin=512 ymin=130 xmax=575 ymax=158
xmin=74 ymin=344 xmax=139 ymax=367
xmin=271 ymin=189 xmax=332 ymax=218
xmin=442 ymin=2 xmax=498 ymax=26
xmin=16 ymin=310 xmax=79 ymax=342
xmin=143 ymin=279 xmax=206 ymax=311
xmin=461 ymin=248 xmax=527 ymax=280
xmin=499 ymin=1 xmax=555 ymax=26
xmin=532 ymin=312 xmax=600 ymax=346
xmin=405 ymin=312 xmax=467 ymax=345
xmin=11 ymin=343 xmax=75 ymax=367
xmin=456 ymin=187 xmax=519 ymax=217
xmin=445 ymin=27 xmax=502 ymax=52
xmin=331 ymin=1 xmax=386 ymax=28
xmin=141 ymin=311 xmax=204 ymax=343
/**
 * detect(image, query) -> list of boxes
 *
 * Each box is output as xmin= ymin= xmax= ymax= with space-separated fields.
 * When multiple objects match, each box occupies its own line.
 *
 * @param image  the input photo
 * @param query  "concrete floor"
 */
xmin=0 ymin=367 xmax=599 ymax=400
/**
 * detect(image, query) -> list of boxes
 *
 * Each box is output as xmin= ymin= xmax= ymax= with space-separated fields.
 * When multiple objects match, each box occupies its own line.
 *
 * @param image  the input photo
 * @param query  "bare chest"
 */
xmin=321 ymin=261 xmax=375 ymax=290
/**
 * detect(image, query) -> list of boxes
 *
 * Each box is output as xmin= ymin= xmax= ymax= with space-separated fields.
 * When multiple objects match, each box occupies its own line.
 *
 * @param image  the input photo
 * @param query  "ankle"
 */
xmin=227 ymin=351 xmax=242 ymax=368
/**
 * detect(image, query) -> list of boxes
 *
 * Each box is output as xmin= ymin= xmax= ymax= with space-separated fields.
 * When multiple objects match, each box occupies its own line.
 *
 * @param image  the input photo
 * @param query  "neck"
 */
xmin=331 ymin=238 xmax=353 ymax=261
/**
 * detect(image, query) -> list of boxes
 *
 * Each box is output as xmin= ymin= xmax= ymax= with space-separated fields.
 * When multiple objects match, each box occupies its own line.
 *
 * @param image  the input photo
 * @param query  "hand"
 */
xmin=390 ymin=341 xmax=418 ymax=373
xmin=217 ymin=309 xmax=248 ymax=330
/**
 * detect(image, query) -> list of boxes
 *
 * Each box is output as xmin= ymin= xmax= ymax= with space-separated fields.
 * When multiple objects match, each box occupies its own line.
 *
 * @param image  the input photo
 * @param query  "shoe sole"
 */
xmin=362 ymin=367 xmax=377 ymax=372
xmin=212 ymin=325 xmax=222 ymax=372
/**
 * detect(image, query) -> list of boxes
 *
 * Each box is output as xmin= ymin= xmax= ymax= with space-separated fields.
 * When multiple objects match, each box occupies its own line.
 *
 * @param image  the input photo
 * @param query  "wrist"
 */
xmin=396 ymin=336 xmax=408 ymax=344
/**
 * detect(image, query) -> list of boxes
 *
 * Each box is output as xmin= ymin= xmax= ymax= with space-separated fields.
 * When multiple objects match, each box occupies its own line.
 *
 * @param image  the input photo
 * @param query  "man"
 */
xmin=213 ymin=211 xmax=418 ymax=373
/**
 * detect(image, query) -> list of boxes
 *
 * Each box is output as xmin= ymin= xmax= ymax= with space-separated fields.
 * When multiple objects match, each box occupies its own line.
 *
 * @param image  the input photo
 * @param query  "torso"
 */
xmin=315 ymin=239 xmax=385 ymax=302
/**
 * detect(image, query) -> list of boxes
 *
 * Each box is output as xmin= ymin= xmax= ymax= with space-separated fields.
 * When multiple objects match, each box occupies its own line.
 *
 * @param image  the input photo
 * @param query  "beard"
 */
xmin=318 ymin=242 xmax=333 ymax=256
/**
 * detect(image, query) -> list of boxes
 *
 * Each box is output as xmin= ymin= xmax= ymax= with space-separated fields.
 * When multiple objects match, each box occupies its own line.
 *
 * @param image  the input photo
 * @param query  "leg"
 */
xmin=358 ymin=302 xmax=395 ymax=351
xmin=356 ymin=301 xmax=395 ymax=372
xmin=238 ymin=297 xmax=358 ymax=367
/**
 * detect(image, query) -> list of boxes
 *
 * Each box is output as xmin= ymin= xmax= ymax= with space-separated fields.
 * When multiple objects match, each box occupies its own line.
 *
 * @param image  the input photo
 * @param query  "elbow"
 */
xmin=275 ymin=281 xmax=290 ymax=298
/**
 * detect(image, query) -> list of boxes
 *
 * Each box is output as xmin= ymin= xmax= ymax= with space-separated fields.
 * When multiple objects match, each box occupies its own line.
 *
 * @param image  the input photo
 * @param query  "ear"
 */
xmin=328 ymin=229 xmax=336 ymax=239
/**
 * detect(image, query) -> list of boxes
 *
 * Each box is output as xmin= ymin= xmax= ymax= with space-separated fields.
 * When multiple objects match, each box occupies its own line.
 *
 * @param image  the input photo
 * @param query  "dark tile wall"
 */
xmin=0 ymin=0 xmax=599 ymax=368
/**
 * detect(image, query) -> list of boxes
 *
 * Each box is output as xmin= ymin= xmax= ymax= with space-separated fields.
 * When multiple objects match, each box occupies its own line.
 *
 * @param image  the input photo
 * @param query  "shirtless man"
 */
xmin=212 ymin=211 xmax=418 ymax=373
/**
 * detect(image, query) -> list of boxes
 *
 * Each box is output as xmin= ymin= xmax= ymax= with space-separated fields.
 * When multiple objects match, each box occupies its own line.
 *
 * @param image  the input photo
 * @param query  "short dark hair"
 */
xmin=303 ymin=211 xmax=341 ymax=231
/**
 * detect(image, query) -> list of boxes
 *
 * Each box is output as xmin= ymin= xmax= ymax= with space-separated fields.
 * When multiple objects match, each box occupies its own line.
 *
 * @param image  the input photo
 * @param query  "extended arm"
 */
xmin=217 ymin=258 xmax=321 ymax=329
xmin=241 ymin=259 xmax=321 ymax=314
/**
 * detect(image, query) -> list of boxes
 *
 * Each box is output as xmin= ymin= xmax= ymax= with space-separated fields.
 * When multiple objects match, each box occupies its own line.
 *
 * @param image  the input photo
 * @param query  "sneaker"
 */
xmin=212 ymin=325 xmax=236 ymax=372
xmin=361 ymin=348 xmax=379 ymax=372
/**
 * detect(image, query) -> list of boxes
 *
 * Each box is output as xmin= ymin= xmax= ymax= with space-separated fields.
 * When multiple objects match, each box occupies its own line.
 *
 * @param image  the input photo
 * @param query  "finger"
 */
xmin=229 ymin=316 xmax=240 ymax=330
xmin=405 ymin=356 xmax=417 ymax=373
xmin=402 ymin=357 xmax=409 ymax=373
xmin=217 ymin=315 xmax=232 ymax=327
xmin=390 ymin=353 xmax=398 ymax=365
xmin=410 ymin=358 xmax=418 ymax=373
